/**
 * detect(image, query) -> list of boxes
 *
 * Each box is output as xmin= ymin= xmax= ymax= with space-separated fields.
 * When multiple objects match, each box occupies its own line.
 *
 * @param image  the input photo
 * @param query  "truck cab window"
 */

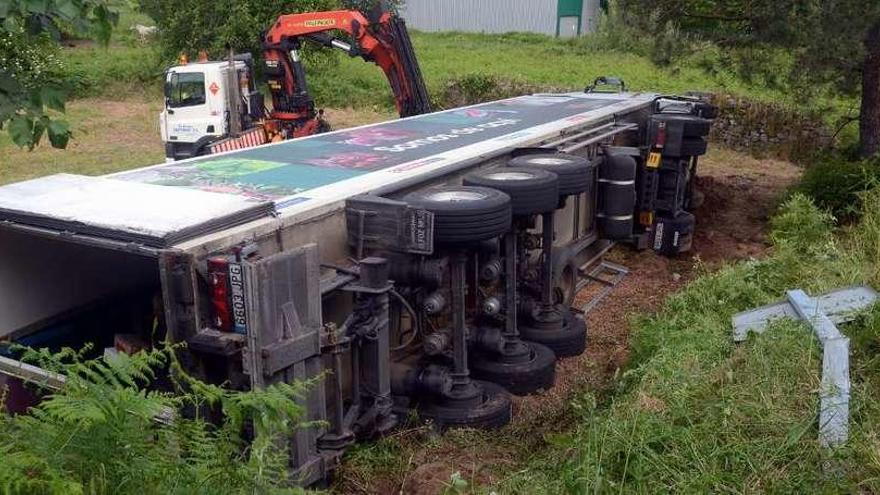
xmin=168 ymin=72 xmax=206 ymax=108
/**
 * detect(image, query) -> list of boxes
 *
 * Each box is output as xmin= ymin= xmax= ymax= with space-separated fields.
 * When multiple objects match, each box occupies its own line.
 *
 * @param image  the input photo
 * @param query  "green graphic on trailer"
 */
xmin=191 ymin=157 xmax=366 ymax=197
xmin=195 ymin=158 xmax=286 ymax=177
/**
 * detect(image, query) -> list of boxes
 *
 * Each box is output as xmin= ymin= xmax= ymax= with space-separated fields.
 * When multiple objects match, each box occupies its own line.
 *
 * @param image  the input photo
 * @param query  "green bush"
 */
xmin=137 ymin=0 xmax=337 ymax=63
xmin=568 ymin=0 xmax=649 ymax=55
xmin=65 ymin=44 xmax=165 ymax=97
xmin=438 ymin=73 xmax=557 ymax=108
xmin=0 ymin=29 xmax=68 ymax=91
xmin=0 ymin=345 xmax=311 ymax=494
xmin=796 ymin=153 xmax=880 ymax=222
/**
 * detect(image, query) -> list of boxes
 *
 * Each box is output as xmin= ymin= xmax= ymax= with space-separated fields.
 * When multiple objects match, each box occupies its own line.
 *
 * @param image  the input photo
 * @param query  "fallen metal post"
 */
xmin=731 ymin=285 xmax=877 ymax=449
xmin=786 ymin=289 xmax=851 ymax=448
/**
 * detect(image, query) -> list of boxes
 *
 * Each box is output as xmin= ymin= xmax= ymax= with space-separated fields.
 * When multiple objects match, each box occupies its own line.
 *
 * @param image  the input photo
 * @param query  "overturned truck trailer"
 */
xmin=0 ymin=89 xmax=715 ymax=484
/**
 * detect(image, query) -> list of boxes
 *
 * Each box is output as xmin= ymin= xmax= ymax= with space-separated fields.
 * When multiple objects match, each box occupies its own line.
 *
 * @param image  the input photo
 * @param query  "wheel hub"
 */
xmin=529 ymin=157 xmax=571 ymax=165
xmin=528 ymin=304 xmax=567 ymax=330
xmin=484 ymin=171 xmax=535 ymax=181
xmin=427 ymin=190 xmax=487 ymax=202
xmin=439 ymin=378 xmax=483 ymax=409
xmin=496 ymin=338 xmax=533 ymax=364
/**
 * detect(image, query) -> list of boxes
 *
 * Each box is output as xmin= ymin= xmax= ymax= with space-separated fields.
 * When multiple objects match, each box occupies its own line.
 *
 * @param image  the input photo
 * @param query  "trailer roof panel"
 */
xmin=0 ymin=92 xmax=656 ymax=248
xmin=113 ymin=92 xmax=652 ymax=210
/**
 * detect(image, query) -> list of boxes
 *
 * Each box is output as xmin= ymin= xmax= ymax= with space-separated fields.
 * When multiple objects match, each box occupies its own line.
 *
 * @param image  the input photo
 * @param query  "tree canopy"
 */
xmin=137 ymin=0 xmax=337 ymax=61
xmin=621 ymin=0 xmax=880 ymax=157
xmin=0 ymin=0 xmax=117 ymax=149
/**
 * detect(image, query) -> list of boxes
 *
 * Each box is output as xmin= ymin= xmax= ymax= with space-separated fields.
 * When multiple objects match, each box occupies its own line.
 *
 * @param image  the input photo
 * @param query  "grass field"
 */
xmin=59 ymin=29 xmax=794 ymax=110
xmin=312 ymin=31 xmax=792 ymax=110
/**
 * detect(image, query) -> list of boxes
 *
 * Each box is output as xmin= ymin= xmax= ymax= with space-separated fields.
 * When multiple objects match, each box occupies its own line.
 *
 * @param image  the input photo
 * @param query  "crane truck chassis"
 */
xmin=0 ymin=87 xmax=715 ymax=486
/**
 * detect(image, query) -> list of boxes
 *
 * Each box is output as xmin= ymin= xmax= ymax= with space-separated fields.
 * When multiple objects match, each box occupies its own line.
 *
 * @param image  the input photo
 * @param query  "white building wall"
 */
xmin=400 ymin=0 xmax=560 ymax=36
xmin=581 ymin=0 xmax=602 ymax=34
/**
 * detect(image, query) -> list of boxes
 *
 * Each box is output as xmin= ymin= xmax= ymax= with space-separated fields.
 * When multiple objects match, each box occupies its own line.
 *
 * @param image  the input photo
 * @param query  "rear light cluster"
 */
xmin=654 ymin=121 xmax=667 ymax=149
xmin=207 ymin=256 xmax=248 ymax=334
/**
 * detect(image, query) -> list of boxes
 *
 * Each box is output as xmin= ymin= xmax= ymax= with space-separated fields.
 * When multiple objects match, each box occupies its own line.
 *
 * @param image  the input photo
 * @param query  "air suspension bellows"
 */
xmin=597 ymin=152 xmax=637 ymax=241
xmin=402 ymin=186 xmax=513 ymax=428
xmin=502 ymin=153 xmax=591 ymax=358
xmin=461 ymin=168 xmax=559 ymax=394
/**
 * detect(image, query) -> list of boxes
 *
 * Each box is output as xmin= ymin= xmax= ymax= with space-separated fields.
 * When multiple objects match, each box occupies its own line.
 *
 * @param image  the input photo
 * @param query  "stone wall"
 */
xmin=708 ymin=94 xmax=833 ymax=161
xmin=439 ymin=79 xmax=830 ymax=161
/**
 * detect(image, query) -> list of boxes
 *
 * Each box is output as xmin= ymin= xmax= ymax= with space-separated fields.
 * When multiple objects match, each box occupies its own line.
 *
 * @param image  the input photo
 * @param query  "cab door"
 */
xmin=163 ymin=70 xmax=215 ymax=144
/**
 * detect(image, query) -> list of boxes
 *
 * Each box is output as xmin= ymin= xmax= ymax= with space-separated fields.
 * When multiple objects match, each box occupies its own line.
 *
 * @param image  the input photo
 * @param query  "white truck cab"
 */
xmin=160 ymin=59 xmax=258 ymax=161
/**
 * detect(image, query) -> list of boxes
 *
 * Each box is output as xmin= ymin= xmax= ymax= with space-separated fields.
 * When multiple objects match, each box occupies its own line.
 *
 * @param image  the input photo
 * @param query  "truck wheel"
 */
xmin=507 ymin=153 xmax=595 ymax=196
xmin=404 ymin=186 xmax=512 ymax=244
xmin=469 ymin=341 xmax=556 ymax=395
xmin=424 ymin=381 xmax=513 ymax=430
xmin=463 ymin=167 xmax=559 ymax=215
xmin=520 ymin=310 xmax=587 ymax=358
xmin=650 ymin=114 xmax=712 ymax=138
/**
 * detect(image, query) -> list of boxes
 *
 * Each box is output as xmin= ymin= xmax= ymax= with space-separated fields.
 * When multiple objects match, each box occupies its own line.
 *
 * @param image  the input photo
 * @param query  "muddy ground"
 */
xmin=333 ymin=148 xmax=801 ymax=494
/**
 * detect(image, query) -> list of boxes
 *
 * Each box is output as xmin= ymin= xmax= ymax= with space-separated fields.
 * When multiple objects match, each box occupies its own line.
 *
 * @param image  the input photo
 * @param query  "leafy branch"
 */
xmin=0 ymin=0 xmax=118 ymax=150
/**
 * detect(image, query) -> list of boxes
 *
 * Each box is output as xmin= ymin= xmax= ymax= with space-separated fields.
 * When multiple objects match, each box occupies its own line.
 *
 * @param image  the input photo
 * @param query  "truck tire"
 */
xmin=507 ymin=153 xmax=595 ymax=196
xmin=469 ymin=341 xmax=556 ymax=395
xmin=404 ymin=186 xmax=512 ymax=244
xmin=519 ymin=311 xmax=587 ymax=358
xmin=424 ymin=381 xmax=513 ymax=430
xmin=650 ymin=114 xmax=711 ymax=138
xmin=463 ymin=167 xmax=559 ymax=215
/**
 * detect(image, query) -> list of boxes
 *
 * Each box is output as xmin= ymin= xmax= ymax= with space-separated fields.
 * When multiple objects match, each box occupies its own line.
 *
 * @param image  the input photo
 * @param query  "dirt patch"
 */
xmin=637 ymin=392 xmax=668 ymax=413
xmin=401 ymin=462 xmax=455 ymax=495
xmin=692 ymin=149 xmax=801 ymax=265
xmin=334 ymin=147 xmax=801 ymax=494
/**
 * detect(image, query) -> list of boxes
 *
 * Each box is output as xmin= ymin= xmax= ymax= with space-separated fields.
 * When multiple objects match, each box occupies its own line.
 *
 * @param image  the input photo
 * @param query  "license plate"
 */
xmin=229 ymin=263 xmax=248 ymax=335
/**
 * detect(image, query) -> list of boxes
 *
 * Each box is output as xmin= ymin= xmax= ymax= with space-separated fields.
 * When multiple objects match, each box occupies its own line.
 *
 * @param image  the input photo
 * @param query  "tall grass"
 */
xmin=500 ymin=192 xmax=880 ymax=493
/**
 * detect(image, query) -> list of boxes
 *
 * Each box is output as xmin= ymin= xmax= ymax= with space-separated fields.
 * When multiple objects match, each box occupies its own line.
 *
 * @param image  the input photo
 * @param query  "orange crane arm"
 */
xmin=262 ymin=8 xmax=431 ymax=136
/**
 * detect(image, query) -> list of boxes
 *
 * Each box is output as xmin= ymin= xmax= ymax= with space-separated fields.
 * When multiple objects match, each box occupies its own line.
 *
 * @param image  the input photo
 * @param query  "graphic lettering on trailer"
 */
xmin=229 ymin=263 xmax=248 ymax=334
xmin=372 ymin=118 xmax=522 ymax=153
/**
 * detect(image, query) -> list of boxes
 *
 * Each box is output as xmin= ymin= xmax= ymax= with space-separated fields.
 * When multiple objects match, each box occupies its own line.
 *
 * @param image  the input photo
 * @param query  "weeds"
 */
xmin=0 ymin=344 xmax=311 ymax=494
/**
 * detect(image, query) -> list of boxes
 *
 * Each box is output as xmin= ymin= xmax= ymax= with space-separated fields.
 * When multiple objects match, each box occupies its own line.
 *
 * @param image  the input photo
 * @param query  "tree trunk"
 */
xmin=860 ymin=20 xmax=880 ymax=158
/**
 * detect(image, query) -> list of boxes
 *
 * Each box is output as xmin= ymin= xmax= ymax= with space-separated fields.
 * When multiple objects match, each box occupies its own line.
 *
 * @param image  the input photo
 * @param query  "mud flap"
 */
xmin=240 ymin=244 xmax=328 ymax=485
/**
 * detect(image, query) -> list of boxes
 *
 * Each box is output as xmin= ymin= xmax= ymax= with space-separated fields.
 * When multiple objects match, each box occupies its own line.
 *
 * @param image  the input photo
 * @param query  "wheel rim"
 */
xmin=529 ymin=157 xmax=570 ymax=165
xmin=484 ymin=171 xmax=536 ymax=181
xmin=428 ymin=190 xmax=488 ymax=202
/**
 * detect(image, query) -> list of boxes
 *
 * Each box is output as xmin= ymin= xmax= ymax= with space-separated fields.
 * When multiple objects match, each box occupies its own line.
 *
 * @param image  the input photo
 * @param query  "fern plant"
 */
xmin=0 ymin=344 xmax=310 ymax=495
